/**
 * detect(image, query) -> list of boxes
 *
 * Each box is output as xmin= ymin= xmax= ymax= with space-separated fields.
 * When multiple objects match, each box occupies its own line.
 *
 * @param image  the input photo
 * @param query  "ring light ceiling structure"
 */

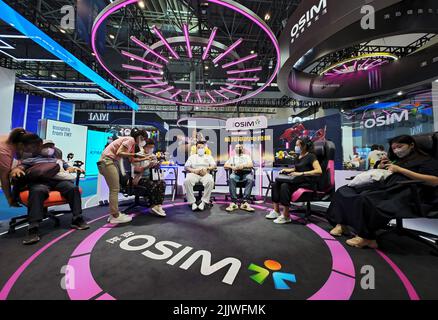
xmin=92 ymin=0 xmax=280 ymax=107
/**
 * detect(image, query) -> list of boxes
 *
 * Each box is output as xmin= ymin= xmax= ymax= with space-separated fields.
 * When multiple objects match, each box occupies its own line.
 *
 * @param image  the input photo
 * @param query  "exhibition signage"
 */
xmin=226 ymin=116 xmax=268 ymax=131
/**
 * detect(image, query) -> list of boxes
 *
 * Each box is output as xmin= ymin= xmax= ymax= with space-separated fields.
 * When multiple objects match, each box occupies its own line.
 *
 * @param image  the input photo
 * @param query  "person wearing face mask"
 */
xmin=97 ymin=128 xmax=148 ymax=224
xmin=224 ymin=144 xmax=255 ymax=212
xmin=266 ymin=137 xmax=322 ymax=224
xmin=184 ymin=141 xmax=217 ymax=211
xmin=327 ymin=135 xmax=438 ymax=249
xmin=132 ymin=139 xmax=166 ymax=217
xmin=9 ymin=134 xmax=88 ymax=245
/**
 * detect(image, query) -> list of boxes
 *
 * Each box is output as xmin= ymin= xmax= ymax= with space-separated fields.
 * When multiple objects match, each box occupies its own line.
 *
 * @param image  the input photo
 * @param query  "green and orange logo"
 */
xmin=248 ymin=260 xmax=296 ymax=290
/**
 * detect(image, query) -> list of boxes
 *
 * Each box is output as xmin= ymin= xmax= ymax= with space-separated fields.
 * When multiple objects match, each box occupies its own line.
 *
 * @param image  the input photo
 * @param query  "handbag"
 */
xmin=25 ymin=162 xmax=60 ymax=182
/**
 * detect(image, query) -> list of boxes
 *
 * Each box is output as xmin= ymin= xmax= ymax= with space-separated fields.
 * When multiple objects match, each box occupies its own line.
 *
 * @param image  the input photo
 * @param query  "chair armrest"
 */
xmin=396 ymin=180 xmax=425 ymax=186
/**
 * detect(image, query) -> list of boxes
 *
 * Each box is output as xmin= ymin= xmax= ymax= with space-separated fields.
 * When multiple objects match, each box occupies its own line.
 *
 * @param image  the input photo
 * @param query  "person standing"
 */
xmin=98 ymin=128 xmax=148 ymax=224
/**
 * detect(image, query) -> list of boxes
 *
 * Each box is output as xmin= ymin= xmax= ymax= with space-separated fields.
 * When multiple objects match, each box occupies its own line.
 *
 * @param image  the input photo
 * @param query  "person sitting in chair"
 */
xmin=9 ymin=134 xmax=89 ymax=245
xmin=132 ymin=139 xmax=166 ymax=217
xmin=184 ymin=141 xmax=216 ymax=211
xmin=266 ymin=137 xmax=322 ymax=224
xmin=327 ymin=135 xmax=438 ymax=249
xmin=224 ymin=144 xmax=255 ymax=213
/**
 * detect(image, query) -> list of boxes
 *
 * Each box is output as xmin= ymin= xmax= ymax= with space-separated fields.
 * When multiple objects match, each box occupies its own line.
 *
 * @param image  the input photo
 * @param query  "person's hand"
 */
xmin=67 ymin=167 xmax=84 ymax=174
xmin=385 ymin=163 xmax=403 ymax=174
xmin=289 ymin=171 xmax=302 ymax=177
xmin=198 ymin=168 xmax=207 ymax=176
xmin=378 ymin=158 xmax=390 ymax=169
xmin=7 ymin=197 xmax=21 ymax=207
xmin=10 ymin=167 xmax=25 ymax=179
xmin=280 ymin=168 xmax=294 ymax=175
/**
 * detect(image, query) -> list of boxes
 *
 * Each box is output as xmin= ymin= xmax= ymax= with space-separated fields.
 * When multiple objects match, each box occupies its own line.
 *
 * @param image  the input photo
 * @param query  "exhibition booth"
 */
xmin=0 ymin=0 xmax=437 ymax=304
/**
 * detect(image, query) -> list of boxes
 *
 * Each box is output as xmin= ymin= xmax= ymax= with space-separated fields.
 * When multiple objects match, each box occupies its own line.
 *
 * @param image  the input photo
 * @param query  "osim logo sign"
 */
xmin=119 ymin=235 xmax=241 ymax=285
xmin=290 ymin=0 xmax=327 ymax=43
xmin=360 ymin=110 xmax=409 ymax=129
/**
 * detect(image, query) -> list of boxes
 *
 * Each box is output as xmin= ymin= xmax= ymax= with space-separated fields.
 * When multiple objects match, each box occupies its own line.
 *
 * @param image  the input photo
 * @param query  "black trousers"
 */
xmin=28 ymin=180 xmax=82 ymax=227
xmin=271 ymin=176 xmax=317 ymax=206
xmin=138 ymin=178 xmax=166 ymax=206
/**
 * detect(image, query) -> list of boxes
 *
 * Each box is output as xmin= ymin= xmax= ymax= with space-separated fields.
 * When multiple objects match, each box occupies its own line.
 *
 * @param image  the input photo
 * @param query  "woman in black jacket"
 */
xmin=327 ymin=135 xmax=438 ymax=249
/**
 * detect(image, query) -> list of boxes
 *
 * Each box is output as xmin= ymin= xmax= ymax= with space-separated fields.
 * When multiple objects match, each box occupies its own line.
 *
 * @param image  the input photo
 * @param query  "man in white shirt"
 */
xmin=224 ymin=144 xmax=255 ymax=213
xmin=184 ymin=141 xmax=217 ymax=211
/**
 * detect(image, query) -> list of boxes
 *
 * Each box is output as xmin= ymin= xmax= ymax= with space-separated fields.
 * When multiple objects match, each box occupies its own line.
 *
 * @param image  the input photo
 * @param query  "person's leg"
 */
xmin=229 ymin=173 xmax=239 ymax=203
xmin=271 ymin=181 xmax=281 ymax=213
xmin=184 ymin=173 xmax=200 ymax=204
xmin=27 ymin=184 xmax=50 ymax=227
xmin=53 ymin=180 xmax=82 ymax=219
xmin=279 ymin=183 xmax=294 ymax=218
xmin=98 ymin=160 xmax=120 ymax=217
xmin=200 ymin=173 xmax=214 ymax=204
xmin=242 ymin=173 xmax=255 ymax=202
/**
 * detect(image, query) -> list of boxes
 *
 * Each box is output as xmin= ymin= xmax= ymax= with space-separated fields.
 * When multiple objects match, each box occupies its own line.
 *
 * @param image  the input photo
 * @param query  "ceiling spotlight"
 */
xmin=264 ymin=13 xmax=271 ymax=21
xmin=60 ymin=29 xmax=66 ymax=34
xmin=268 ymin=60 xmax=273 ymax=69
xmin=138 ymin=0 xmax=145 ymax=9
xmin=130 ymin=57 xmax=135 ymax=61
xmin=374 ymin=100 xmax=379 ymax=104
xmin=51 ymin=74 xmax=57 ymax=78
xmin=397 ymin=91 xmax=403 ymax=96
xmin=109 ymin=34 xmax=115 ymax=39
xmin=22 ymin=73 xmax=28 ymax=77
xmin=205 ymin=65 xmax=209 ymax=70
xmin=435 ymin=79 xmax=438 ymax=83
xmin=250 ymin=50 xmax=255 ymax=54
xmin=91 ymin=52 xmax=96 ymax=56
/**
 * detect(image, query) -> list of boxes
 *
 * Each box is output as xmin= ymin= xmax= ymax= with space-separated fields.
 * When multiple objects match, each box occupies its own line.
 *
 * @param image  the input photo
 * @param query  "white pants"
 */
xmin=184 ymin=173 xmax=214 ymax=204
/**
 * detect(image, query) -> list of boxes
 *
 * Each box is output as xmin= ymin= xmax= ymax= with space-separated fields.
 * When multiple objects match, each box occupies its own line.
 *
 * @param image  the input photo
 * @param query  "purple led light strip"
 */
xmin=169 ymin=89 xmax=182 ymax=99
xmin=228 ymin=77 xmax=259 ymax=82
xmin=220 ymin=87 xmax=241 ymax=96
xmin=122 ymin=64 xmax=163 ymax=75
xmin=152 ymin=26 xmax=180 ymax=59
xmin=129 ymin=76 xmax=162 ymax=81
xmin=213 ymin=38 xmax=243 ymax=65
xmin=206 ymin=91 xmax=217 ymax=102
xmin=141 ymin=83 xmax=167 ymax=89
xmin=227 ymin=83 xmax=252 ymax=90
xmin=184 ymin=91 xmax=192 ymax=102
xmin=202 ymin=27 xmax=218 ymax=60
xmin=222 ymin=53 xmax=258 ymax=69
xmin=226 ymin=66 xmax=262 ymax=74
xmin=130 ymin=36 xmax=169 ymax=63
xmin=196 ymin=92 xmax=203 ymax=103
xmin=155 ymin=86 xmax=174 ymax=95
xmin=121 ymin=50 xmax=163 ymax=69
xmin=214 ymin=90 xmax=229 ymax=100
xmin=183 ymin=24 xmax=193 ymax=59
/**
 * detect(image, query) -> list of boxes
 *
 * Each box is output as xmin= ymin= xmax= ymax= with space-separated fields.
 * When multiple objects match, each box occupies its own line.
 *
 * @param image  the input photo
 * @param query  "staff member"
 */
xmin=266 ymin=137 xmax=322 ymax=224
xmin=0 ymin=128 xmax=27 ymax=207
xmin=98 ymin=128 xmax=148 ymax=224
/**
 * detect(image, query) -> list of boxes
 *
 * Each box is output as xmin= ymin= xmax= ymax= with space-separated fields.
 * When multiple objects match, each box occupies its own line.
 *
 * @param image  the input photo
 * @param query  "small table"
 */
xmin=262 ymin=167 xmax=285 ymax=202
xmin=160 ymin=165 xmax=179 ymax=201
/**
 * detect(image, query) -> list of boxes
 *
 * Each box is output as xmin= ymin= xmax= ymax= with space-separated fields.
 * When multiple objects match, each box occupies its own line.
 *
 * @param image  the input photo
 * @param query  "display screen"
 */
xmin=44 ymin=119 xmax=88 ymax=166
xmin=85 ymin=130 xmax=112 ymax=176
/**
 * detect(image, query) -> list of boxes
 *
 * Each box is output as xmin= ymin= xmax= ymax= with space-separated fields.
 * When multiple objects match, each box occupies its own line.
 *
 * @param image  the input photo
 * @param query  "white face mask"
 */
xmin=145 ymin=148 xmax=154 ymax=155
xmin=294 ymin=146 xmax=301 ymax=154
xmin=393 ymin=146 xmax=411 ymax=158
xmin=139 ymin=140 xmax=146 ymax=147
xmin=41 ymin=147 xmax=55 ymax=157
xmin=198 ymin=148 xmax=205 ymax=156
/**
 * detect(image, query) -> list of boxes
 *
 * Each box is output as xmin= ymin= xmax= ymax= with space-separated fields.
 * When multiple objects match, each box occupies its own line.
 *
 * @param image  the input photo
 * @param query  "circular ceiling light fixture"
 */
xmin=91 ymin=0 xmax=280 ymax=107
xmin=321 ymin=53 xmax=399 ymax=76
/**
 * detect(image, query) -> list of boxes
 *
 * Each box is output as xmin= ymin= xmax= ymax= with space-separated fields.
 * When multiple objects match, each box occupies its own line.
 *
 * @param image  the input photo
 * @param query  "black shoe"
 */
xmin=71 ymin=217 xmax=90 ymax=230
xmin=22 ymin=227 xmax=40 ymax=245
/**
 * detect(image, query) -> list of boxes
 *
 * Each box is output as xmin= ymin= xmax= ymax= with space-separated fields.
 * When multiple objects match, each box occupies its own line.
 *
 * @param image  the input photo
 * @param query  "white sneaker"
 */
xmin=151 ymin=205 xmax=166 ymax=217
xmin=240 ymin=202 xmax=255 ymax=212
xmin=191 ymin=203 xmax=198 ymax=211
xmin=157 ymin=206 xmax=167 ymax=215
xmin=273 ymin=216 xmax=292 ymax=224
xmin=109 ymin=213 xmax=132 ymax=224
xmin=198 ymin=201 xmax=206 ymax=211
xmin=226 ymin=203 xmax=239 ymax=212
xmin=265 ymin=210 xmax=280 ymax=219
xmin=107 ymin=212 xmax=123 ymax=222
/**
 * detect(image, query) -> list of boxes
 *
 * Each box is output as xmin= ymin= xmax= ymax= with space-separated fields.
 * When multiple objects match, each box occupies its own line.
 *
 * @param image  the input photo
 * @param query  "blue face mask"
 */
xmin=294 ymin=146 xmax=301 ymax=154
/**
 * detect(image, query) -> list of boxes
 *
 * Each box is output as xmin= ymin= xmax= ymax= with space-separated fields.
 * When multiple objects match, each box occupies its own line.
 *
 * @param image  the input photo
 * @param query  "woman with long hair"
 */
xmin=327 ymin=135 xmax=438 ymax=249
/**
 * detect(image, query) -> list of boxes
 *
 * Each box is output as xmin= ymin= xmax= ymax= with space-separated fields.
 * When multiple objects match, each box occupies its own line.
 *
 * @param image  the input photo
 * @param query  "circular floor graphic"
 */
xmin=0 ymin=202 xmax=420 ymax=300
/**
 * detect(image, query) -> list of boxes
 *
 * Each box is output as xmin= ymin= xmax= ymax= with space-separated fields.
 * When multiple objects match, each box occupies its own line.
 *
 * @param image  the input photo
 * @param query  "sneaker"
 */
xmin=265 ymin=210 xmax=280 ymax=219
xmin=273 ymin=216 xmax=292 ymax=224
xmin=157 ymin=206 xmax=167 ymax=215
xmin=109 ymin=213 xmax=132 ymax=224
xmin=346 ymin=236 xmax=378 ymax=249
xmin=191 ymin=203 xmax=198 ymax=211
xmin=23 ymin=227 xmax=40 ymax=245
xmin=330 ymin=224 xmax=347 ymax=237
xmin=71 ymin=217 xmax=90 ymax=230
xmin=198 ymin=201 xmax=206 ymax=211
xmin=240 ymin=202 xmax=255 ymax=212
xmin=151 ymin=205 xmax=166 ymax=217
xmin=226 ymin=203 xmax=239 ymax=212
